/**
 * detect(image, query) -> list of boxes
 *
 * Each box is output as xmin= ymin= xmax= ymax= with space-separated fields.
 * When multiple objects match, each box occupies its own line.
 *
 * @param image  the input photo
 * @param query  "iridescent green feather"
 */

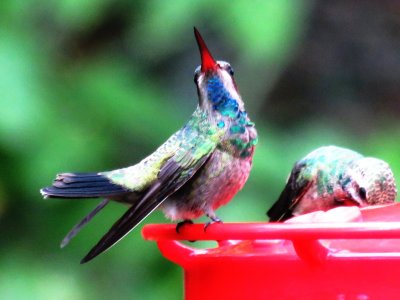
xmin=299 ymin=146 xmax=363 ymax=197
xmin=103 ymin=107 xmax=222 ymax=191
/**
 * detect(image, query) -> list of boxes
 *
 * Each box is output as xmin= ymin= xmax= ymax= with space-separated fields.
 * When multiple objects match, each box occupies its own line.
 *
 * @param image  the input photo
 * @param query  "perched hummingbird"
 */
xmin=267 ymin=146 xmax=397 ymax=222
xmin=41 ymin=28 xmax=258 ymax=263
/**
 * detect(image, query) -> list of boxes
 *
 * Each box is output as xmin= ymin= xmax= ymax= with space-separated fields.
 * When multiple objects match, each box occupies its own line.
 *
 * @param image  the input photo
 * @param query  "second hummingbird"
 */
xmin=267 ymin=146 xmax=397 ymax=222
xmin=41 ymin=28 xmax=258 ymax=263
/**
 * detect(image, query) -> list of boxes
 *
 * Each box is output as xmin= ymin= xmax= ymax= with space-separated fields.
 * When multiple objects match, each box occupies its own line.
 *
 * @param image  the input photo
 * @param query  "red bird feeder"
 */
xmin=142 ymin=203 xmax=400 ymax=299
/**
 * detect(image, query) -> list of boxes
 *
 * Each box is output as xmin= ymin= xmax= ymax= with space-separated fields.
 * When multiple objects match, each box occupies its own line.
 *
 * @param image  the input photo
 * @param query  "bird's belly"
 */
xmin=160 ymin=150 xmax=253 ymax=221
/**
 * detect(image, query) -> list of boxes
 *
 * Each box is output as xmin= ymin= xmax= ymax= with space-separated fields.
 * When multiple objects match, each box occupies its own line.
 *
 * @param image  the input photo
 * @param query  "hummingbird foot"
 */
xmin=204 ymin=215 xmax=223 ymax=232
xmin=176 ymin=219 xmax=194 ymax=234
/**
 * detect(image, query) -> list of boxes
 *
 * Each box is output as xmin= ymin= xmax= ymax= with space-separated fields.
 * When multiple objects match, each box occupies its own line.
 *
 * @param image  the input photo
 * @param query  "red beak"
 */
xmin=194 ymin=27 xmax=217 ymax=72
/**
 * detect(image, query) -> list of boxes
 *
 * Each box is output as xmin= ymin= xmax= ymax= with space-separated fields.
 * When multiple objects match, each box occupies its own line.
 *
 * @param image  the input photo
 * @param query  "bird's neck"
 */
xmin=199 ymin=75 xmax=257 ymax=158
xmin=206 ymin=75 xmax=242 ymax=117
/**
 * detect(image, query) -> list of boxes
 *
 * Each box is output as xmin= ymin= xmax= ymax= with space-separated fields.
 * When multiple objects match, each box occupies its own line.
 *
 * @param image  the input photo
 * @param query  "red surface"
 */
xmin=142 ymin=203 xmax=400 ymax=299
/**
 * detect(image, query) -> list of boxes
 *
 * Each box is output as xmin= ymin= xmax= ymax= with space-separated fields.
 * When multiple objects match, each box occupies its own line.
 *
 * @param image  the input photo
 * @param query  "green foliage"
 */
xmin=1 ymin=1 xmax=399 ymax=299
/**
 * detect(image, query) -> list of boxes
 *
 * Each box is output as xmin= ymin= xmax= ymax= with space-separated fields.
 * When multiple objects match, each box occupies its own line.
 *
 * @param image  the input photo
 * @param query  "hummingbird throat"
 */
xmin=207 ymin=75 xmax=239 ymax=118
xmin=206 ymin=75 xmax=257 ymax=158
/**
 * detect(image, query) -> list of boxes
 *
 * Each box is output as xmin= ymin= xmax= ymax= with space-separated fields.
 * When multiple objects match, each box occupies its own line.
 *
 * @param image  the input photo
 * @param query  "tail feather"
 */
xmin=60 ymin=199 xmax=110 ymax=248
xmin=41 ymin=173 xmax=129 ymax=198
xmin=57 ymin=173 xmax=109 ymax=183
xmin=53 ymin=180 xmax=113 ymax=188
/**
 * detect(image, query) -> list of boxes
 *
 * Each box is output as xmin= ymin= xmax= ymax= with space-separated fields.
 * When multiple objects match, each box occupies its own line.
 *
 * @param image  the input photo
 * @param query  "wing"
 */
xmin=267 ymin=162 xmax=312 ymax=222
xmin=80 ymin=131 xmax=219 ymax=263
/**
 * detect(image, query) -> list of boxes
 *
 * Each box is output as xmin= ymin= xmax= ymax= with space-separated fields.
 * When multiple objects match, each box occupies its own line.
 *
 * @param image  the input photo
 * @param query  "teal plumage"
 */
xmin=40 ymin=28 xmax=257 ymax=263
xmin=267 ymin=146 xmax=397 ymax=221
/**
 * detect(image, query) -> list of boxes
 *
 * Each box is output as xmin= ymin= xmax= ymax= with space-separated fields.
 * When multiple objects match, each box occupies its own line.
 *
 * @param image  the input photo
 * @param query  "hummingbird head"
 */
xmin=193 ymin=28 xmax=243 ymax=114
xmin=341 ymin=157 xmax=397 ymax=206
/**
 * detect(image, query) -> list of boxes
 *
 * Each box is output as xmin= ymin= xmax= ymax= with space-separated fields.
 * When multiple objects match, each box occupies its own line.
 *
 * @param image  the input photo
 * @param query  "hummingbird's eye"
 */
xmin=358 ymin=187 xmax=367 ymax=200
xmin=193 ymin=66 xmax=201 ymax=83
xmin=194 ymin=73 xmax=199 ymax=83
xmin=226 ymin=65 xmax=234 ymax=76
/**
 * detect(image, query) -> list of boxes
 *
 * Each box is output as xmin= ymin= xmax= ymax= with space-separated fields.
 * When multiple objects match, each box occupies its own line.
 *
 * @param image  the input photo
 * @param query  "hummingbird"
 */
xmin=41 ymin=28 xmax=258 ymax=263
xmin=267 ymin=146 xmax=397 ymax=222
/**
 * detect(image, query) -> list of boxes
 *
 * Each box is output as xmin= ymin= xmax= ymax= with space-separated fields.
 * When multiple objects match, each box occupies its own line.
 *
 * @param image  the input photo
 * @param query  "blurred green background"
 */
xmin=1 ymin=0 xmax=399 ymax=299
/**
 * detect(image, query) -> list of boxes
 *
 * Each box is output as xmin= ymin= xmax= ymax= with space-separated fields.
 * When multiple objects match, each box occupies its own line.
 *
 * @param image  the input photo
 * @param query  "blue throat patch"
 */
xmin=206 ymin=75 xmax=257 ymax=157
xmin=207 ymin=76 xmax=239 ymax=118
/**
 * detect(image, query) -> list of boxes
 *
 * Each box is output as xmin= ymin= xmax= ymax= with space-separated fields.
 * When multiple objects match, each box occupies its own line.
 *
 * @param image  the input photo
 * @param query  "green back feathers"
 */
xmin=299 ymin=146 xmax=364 ymax=196
xmin=102 ymin=134 xmax=180 ymax=190
xmin=103 ymin=107 xmax=222 ymax=191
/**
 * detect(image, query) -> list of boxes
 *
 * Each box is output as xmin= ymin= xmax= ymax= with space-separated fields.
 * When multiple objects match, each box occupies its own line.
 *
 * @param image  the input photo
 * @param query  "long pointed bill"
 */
xmin=194 ymin=27 xmax=217 ymax=72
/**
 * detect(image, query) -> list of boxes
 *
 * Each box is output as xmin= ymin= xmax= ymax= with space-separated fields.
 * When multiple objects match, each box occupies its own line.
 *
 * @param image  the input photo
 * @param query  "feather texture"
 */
xmin=60 ymin=199 xmax=109 ymax=248
xmin=41 ymin=173 xmax=129 ymax=198
xmin=81 ymin=154 xmax=211 ymax=263
xmin=40 ymin=29 xmax=258 ymax=263
xmin=267 ymin=146 xmax=397 ymax=222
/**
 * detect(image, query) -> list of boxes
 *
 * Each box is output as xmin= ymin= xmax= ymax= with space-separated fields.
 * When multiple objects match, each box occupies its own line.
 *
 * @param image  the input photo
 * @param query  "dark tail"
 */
xmin=60 ymin=199 xmax=110 ymax=248
xmin=40 ymin=173 xmax=129 ymax=198
xmin=41 ymin=172 xmax=130 ymax=248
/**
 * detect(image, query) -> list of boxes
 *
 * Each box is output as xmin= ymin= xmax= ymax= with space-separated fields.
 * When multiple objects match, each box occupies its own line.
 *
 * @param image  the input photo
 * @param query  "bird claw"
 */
xmin=176 ymin=219 xmax=194 ymax=234
xmin=204 ymin=216 xmax=223 ymax=232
